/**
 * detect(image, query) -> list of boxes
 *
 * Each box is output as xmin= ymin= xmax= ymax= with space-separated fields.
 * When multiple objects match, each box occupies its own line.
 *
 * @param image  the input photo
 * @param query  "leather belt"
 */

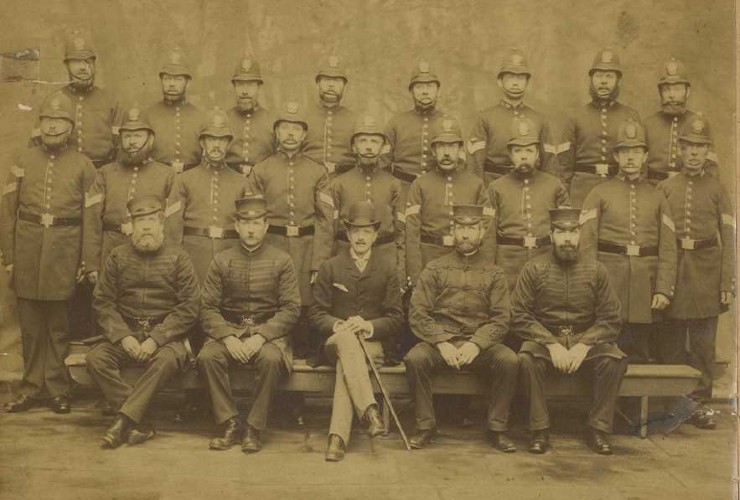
xmin=18 ymin=210 xmax=81 ymax=228
xmin=484 ymin=162 xmax=512 ymax=176
xmin=122 ymin=314 xmax=166 ymax=333
xmin=391 ymin=168 xmax=420 ymax=183
xmin=574 ymin=164 xmax=618 ymax=177
xmin=548 ymin=325 xmax=585 ymax=337
xmin=184 ymin=226 xmax=239 ymax=239
xmin=267 ymin=224 xmax=315 ymax=238
xmin=598 ymin=241 xmax=658 ymax=257
xmin=103 ymin=221 xmax=133 ymax=235
xmin=648 ymin=169 xmax=681 ymax=181
xmin=676 ymin=236 xmax=718 ymax=251
xmin=337 ymin=231 xmax=395 ymax=246
xmin=497 ymin=235 xmax=551 ymax=249
xmin=420 ymin=233 xmax=455 ymax=247
xmin=221 ymin=310 xmax=273 ymax=327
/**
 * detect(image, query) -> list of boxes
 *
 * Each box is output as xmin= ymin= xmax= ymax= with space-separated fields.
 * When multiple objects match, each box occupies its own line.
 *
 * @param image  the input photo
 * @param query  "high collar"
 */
xmin=589 ymin=99 xmax=617 ymax=109
xmin=682 ymin=167 xmax=706 ymax=179
xmin=66 ymin=83 xmax=96 ymax=96
xmin=511 ymin=168 xmax=539 ymax=182
xmin=453 ymin=248 xmax=482 ymax=263
xmin=500 ymin=99 xmax=525 ymax=110
xmin=202 ymin=160 xmax=228 ymax=171
xmin=413 ymin=105 xmax=437 ymax=116
xmin=163 ymin=96 xmax=187 ymax=107
xmin=355 ymin=161 xmax=380 ymax=175
xmin=350 ymin=247 xmax=371 ymax=262
xmin=41 ymin=143 xmax=69 ymax=155
xmin=434 ymin=162 xmax=462 ymax=176
xmin=240 ymin=241 xmax=265 ymax=256
xmin=277 ymin=147 xmax=303 ymax=160
xmin=235 ymin=104 xmax=261 ymax=116
xmin=615 ymin=172 xmax=644 ymax=183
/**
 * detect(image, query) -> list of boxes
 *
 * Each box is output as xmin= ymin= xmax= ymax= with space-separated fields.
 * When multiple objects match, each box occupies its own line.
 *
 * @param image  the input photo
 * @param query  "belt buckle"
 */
xmin=523 ymin=235 xmax=537 ymax=249
xmin=595 ymin=164 xmax=610 ymax=177
xmin=442 ymin=235 xmax=454 ymax=247
xmin=40 ymin=213 xmax=55 ymax=228
xmin=208 ymin=226 xmax=224 ymax=239
xmin=626 ymin=244 xmax=640 ymax=256
xmin=325 ymin=161 xmax=336 ymax=174
xmin=681 ymin=237 xmax=696 ymax=250
xmin=121 ymin=222 xmax=133 ymax=235
xmin=171 ymin=160 xmax=184 ymax=173
xmin=240 ymin=315 xmax=255 ymax=327
xmin=286 ymin=225 xmax=300 ymax=237
xmin=667 ymin=171 xmax=679 ymax=178
xmin=136 ymin=318 xmax=151 ymax=331
xmin=240 ymin=164 xmax=253 ymax=176
xmin=559 ymin=325 xmax=574 ymax=337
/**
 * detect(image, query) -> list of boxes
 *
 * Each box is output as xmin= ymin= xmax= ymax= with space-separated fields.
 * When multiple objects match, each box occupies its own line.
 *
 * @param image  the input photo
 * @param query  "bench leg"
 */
xmin=639 ymin=396 xmax=648 ymax=438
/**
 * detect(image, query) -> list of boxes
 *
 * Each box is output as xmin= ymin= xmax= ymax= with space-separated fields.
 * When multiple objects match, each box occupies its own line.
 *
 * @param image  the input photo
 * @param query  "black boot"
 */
xmin=241 ymin=424 xmax=262 ymax=453
xmin=210 ymin=417 xmax=243 ymax=450
xmin=587 ymin=428 xmax=613 ymax=455
xmin=325 ymin=434 xmax=346 ymax=462
xmin=102 ymin=414 xmax=133 ymax=449
xmin=488 ymin=431 xmax=516 ymax=453
xmin=363 ymin=404 xmax=384 ymax=438
xmin=528 ymin=429 xmax=549 ymax=454
xmin=409 ymin=428 xmax=437 ymax=449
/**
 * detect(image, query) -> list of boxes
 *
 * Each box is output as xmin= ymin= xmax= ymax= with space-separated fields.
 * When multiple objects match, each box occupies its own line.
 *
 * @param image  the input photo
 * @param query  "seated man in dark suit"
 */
xmin=310 ymin=200 xmax=404 ymax=461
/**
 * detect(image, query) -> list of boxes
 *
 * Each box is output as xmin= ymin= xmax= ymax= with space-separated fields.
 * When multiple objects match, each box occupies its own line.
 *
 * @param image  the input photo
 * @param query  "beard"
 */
xmin=119 ymin=137 xmax=154 ymax=165
xmin=589 ymin=83 xmax=620 ymax=103
xmin=660 ymin=99 xmax=687 ymax=116
xmin=514 ymin=162 xmax=534 ymax=175
xmin=236 ymin=97 xmax=256 ymax=112
xmin=455 ymin=239 xmax=479 ymax=254
xmin=132 ymin=229 xmax=165 ymax=253
xmin=41 ymin=131 xmax=71 ymax=150
xmin=320 ymin=89 xmax=343 ymax=104
xmin=69 ymin=74 xmax=94 ymax=92
xmin=163 ymin=91 xmax=185 ymax=103
xmin=554 ymin=243 xmax=579 ymax=263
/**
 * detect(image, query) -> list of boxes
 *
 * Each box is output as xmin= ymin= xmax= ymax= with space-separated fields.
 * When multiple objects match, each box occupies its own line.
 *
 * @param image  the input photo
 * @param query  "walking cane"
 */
xmin=356 ymin=334 xmax=412 ymax=451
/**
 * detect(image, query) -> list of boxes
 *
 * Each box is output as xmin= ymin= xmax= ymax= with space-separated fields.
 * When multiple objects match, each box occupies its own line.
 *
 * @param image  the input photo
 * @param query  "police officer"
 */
xmin=405 ymin=117 xmax=491 ymax=285
xmin=198 ymin=196 xmax=301 ymax=453
xmin=580 ymin=119 xmax=677 ymax=362
xmin=303 ymin=55 xmax=357 ymax=177
xmin=84 ymin=106 xmax=175 ymax=280
xmin=33 ymin=32 xmax=122 ymax=168
xmin=656 ymin=117 xmax=735 ymax=429
xmin=405 ymin=204 xmax=518 ymax=451
xmin=644 ymin=58 xmax=720 ymax=183
xmin=382 ymin=60 xmax=446 ymax=205
xmin=514 ymin=208 xmax=626 ymax=455
xmin=145 ymin=49 xmax=204 ymax=173
xmin=559 ymin=48 xmax=642 ymax=207
xmin=468 ymin=48 xmax=559 ymax=183
xmin=488 ymin=117 xmax=570 ymax=292
xmin=1 ymin=94 xmax=96 ymax=414
xmin=325 ymin=114 xmax=405 ymax=280
xmin=248 ymin=102 xmax=333 ymax=337
xmin=225 ymin=57 xmax=276 ymax=176
xmin=86 ymin=195 xmax=200 ymax=448
xmin=309 ymin=200 xmax=403 ymax=461
xmin=166 ymin=108 xmax=250 ymax=281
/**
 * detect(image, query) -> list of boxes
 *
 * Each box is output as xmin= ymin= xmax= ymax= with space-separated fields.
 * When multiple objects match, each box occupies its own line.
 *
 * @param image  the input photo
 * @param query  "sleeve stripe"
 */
xmin=543 ymin=143 xmax=557 ymax=154
xmin=397 ymin=211 xmax=406 ymax=223
xmin=662 ymin=214 xmax=676 ymax=232
xmin=467 ymin=139 xmax=486 ymax=154
xmin=722 ymin=214 xmax=735 ymax=228
xmin=405 ymin=204 xmax=420 ymax=217
xmin=165 ymin=200 xmax=182 ymax=218
xmin=111 ymin=126 xmax=120 ymax=135
xmin=579 ymin=208 xmax=597 ymax=225
xmin=85 ymin=193 xmax=103 ymax=208
xmin=483 ymin=207 xmax=496 ymax=217
xmin=10 ymin=165 xmax=24 ymax=178
xmin=557 ymin=142 xmax=571 ymax=154
xmin=332 ymin=210 xmax=339 ymax=220
xmin=381 ymin=144 xmax=391 ymax=154
xmin=319 ymin=192 xmax=334 ymax=207
xmin=2 ymin=183 xmax=17 ymax=196
xmin=707 ymin=151 xmax=719 ymax=163
xmin=30 ymin=128 xmax=41 ymax=138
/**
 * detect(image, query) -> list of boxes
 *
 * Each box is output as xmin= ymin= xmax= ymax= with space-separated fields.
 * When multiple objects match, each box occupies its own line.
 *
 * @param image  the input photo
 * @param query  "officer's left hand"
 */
xmin=138 ymin=338 xmax=158 ymax=362
xmin=456 ymin=342 xmax=481 ymax=367
xmin=651 ymin=293 xmax=671 ymax=310
xmin=721 ymin=291 xmax=735 ymax=305
xmin=310 ymin=271 xmax=318 ymax=285
xmin=243 ymin=334 xmax=266 ymax=361
xmin=75 ymin=264 xmax=87 ymax=284
xmin=566 ymin=343 xmax=591 ymax=374
xmin=345 ymin=316 xmax=374 ymax=339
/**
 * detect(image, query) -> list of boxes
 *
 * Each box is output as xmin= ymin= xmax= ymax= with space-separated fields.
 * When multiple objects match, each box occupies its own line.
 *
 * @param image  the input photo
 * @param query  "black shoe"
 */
xmin=128 ymin=422 xmax=156 ymax=446
xmin=4 ymin=394 xmax=38 ymax=413
xmin=409 ymin=428 xmax=437 ymax=449
xmin=587 ymin=428 xmax=613 ymax=455
xmin=528 ymin=429 xmax=550 ymax=454
xmin=50 ymin=396 xmax=71 ymax=414
xmin=325 ymin=434 xmax=346 ymax=462
xmin=210 ymin=417 xmax=243 ymax=450
xmin=241 ymin=425 xmax=262 ymax=453
xmin=102 ymin=414 xmax=133 ymax=449
xmin=488 ymin=431 xmax=516 ymax=453
xmin=363 ymin=404 xmax=384 ymax=438
xmin=687 ymin=405 xmax=717 ymax=430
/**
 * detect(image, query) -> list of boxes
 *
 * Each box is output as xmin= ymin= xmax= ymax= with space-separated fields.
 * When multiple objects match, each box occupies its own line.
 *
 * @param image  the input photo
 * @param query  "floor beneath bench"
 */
xmin=0 ymin=390 xmax=736 ymax=500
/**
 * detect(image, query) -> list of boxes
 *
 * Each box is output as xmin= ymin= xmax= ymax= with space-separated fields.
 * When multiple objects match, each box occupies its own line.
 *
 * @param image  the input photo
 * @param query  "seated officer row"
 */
xmin=76 ymin=194 xmax=626 ymax=460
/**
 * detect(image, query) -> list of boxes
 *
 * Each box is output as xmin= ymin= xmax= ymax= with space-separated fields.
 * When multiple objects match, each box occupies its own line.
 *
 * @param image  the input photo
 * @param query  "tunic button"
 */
xmin=523 ymin=179 xmax=529 ymax=185
xmin=423 ymin=117 xmax=428 ymax=122
xmin=601 ymin=147 xmax=606 ymax=152
xmin=526 ymin=204 xmax=532 ymax=209
xmin=421 ymin=162 xmax=427 ymax=168
xmin=289 ymin=162 xmax=294 ymax=166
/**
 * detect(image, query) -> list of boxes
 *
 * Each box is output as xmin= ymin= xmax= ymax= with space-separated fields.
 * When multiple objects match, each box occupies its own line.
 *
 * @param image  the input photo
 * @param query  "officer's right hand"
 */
xmin=87 ymin=271 xmax=99 ymax=285
xmin=120 ymin=336 xmax=142 ymax=360
xmin=224 ymin=335 xmax=250 ymax=364
xmin=547 ymin=343 xmax=570 ymax=373
xmin=3 ymin=264 xmax=13 ymax=276
xmin=437 ymin=342 xmax=460 ymax=369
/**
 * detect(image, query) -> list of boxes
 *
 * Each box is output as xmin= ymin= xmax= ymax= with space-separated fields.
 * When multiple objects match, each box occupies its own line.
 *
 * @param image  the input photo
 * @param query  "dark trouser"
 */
xmin=404 ymin=342 xmax=518 ymax=432
xmin=618 ymin=323 xmax=656 ymax=363
xmin=197 ymin=340 xmax=287 ymax=430
xmin=656 ymin=317 xmax=718 ymax=402
xmin=68 ymin=281 xmax=95 ymax=340
xmin=86 ymin=340 xmax=185 ymax=423
xmin=519 ymin=352 xmax=628 ymax=433
xmin=17 ymin=299 xmax=71 ymax=399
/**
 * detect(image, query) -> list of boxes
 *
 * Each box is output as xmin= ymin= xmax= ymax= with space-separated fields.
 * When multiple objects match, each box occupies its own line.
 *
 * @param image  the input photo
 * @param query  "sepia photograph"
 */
xmin=0 ymin=0 xmax=737 ymax=498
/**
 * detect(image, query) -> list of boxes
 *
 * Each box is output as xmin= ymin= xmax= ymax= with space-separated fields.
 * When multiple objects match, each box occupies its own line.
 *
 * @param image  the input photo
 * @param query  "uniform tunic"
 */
xmin=248 ymin=150 xmax=333 ymax=304
xmin=144 ymin=99 xmax=204 ymax=172
xmin=165 ymin=161 xmax=250 ymax=280
xmin=225 ymin=105 xmax=276 ymax=175
xmin=405 ymin=164 xmax=491 ymax=283
xmin=468 ymin=100 xmax=559 ymax=183
xmin=303 ymin=103 xmax=357 ymax=176
xmin=488 ymin=170 xmax=570 ymax=290
xmin=326 ymin=163 xmax=405 ymax=278
xmin=83 ymin=159 xmax=175 ymax=272
xmin=644 ymin=109 xmax=719 ymax=182
xmin=0 ymin=145 xmax=96 ymax=299
xmin=580 ymin=174 xmax=677 ymax=323
xmin=33 ymin=86 xmax=122 ymax=165
xmin=559 ymin=100 xmax=641 ymax=207
xmin=657 ymin=169 xmax=735 ymax=318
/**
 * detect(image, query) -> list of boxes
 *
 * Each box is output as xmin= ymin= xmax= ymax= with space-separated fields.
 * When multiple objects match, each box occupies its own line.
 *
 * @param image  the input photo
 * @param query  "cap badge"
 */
xmin=73 ymin=37 xmax=86 ymax=51
xmin=170 ymin=51 xmax=182 ymax=64
xmin=691 ymin=120 xmax=704 ymax=134
xmin=512 ymin=54 xmax=524 ymax=65
xmin=49 ymin=97 xmax=62 ymax=110
xmin=328 ymin=55 xmax=339 ymax=68
xmin=241 ymin=58 xmax=252 ymax=71
xmin=625 ymin=123 xmax=637 ymax=139
xmin=518 ymin=121 xmax=530 ymax=136
xmin=128 ymin=108 xmax=141 ymax=121
xmin=442 ymin=119 xmax=455 ymax=132
xmin=418 ymin=61 xmax=430 ymax=73
xmin=602 ymin=50 xmax=613 ymax=63
xmin=286 ymin=102 xmax=299 ymax=114
xmin=362 ymin=115 xmax=376 ymax=127
xmin=666 ymin=60 xmax=678 ymax=76
xmin=212 ymin=114 xmax=226 ymax=127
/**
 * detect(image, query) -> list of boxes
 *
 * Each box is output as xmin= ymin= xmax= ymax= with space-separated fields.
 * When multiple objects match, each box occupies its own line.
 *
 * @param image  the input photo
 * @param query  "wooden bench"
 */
xmin=65 ymin=343 xmax=701 ymax=438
